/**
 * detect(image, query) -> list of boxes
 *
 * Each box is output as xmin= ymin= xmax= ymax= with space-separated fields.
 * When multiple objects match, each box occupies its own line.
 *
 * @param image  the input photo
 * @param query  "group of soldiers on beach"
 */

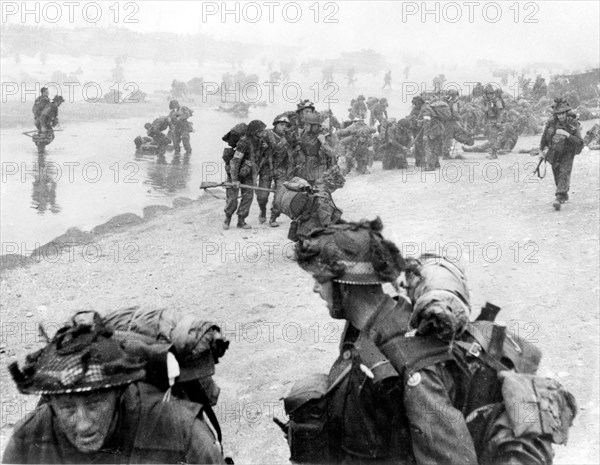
xmin=134 ymin=99 xmax=194 ymax=157
xmin=13 ymin=71 xmax=596 ymax=463
xmin=5 ymin=220 xmax=580 ymax=465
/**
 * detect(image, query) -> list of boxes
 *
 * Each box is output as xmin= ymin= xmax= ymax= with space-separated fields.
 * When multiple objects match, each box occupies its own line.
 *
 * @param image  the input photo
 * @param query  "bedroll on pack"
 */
xmin=104 ymin=306 xmax=229 ymax=386
xmin=274 ymin=177 xmax=313 ymax=219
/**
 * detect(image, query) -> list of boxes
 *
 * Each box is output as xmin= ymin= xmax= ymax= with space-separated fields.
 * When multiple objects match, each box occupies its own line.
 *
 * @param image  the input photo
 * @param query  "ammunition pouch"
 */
xmin=283 ymin=374 xmax=332 ymax=463
xmin=500 ymin=371 xmax=577 ymax=445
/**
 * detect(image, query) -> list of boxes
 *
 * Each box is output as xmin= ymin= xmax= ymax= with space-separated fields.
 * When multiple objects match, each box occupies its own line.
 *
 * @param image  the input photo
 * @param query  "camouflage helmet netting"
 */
xmin=9 ymin=311 xmax=145 ymax=395
xmin=295 ymin=218 xmax=405 ymax=285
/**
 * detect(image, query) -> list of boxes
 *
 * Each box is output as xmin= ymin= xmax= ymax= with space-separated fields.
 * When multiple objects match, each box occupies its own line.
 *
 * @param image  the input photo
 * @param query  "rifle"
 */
xmin=22 ymin=129 xmax=63 ymax=138
xmin=533 ymin=150 xmax=547 ymax=179
xmin=199 ymin=181 xmax=274 ymax=192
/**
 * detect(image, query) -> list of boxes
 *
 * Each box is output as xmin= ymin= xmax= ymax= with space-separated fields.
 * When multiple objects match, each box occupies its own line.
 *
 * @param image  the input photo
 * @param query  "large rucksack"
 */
xmin=430 ymin=100 xmax=453 ymax=122
xmin=104 ymin=306 xmax=228 ymax=402
xmin=32 ymin=96 xmax=49 ymax=119
xmin=104 ymin=306 xmax=229 ymax=446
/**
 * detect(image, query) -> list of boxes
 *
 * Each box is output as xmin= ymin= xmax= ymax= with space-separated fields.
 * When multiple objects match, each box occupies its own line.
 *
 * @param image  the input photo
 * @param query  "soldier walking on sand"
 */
xmin=539 ymin=98 xmax=584 ymax=210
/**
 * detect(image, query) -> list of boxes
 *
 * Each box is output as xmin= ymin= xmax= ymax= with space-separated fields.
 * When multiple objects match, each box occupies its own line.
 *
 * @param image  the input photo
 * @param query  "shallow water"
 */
xmin=0 ymin=104 xmax=285 ymax=250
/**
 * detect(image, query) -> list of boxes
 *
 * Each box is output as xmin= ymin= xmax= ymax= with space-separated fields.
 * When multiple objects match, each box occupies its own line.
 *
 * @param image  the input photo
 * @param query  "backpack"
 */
xmin=32 ymin=96 xmax=49 ymax=119
xmin=430 ymin=100 xmax=453 ymax=122
xmin=104 ymin=306 xmax=228 ymax=393
xmin=104 ymin=306 xmax=229 ymax=446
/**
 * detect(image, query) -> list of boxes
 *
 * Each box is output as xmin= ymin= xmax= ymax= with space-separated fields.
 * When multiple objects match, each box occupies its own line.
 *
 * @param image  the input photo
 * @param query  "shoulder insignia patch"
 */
xmin=407 ymin=371 xmax=422 ymax=387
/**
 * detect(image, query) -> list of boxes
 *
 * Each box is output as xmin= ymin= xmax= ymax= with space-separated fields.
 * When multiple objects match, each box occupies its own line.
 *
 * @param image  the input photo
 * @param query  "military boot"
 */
xmin=258 ymin=206 xmax=267 ymax=224
xmin=553 ymin=199 xmax=561 ymax=211
xmin=237 ymin=219 xmax=252 ymax=229
xmin=223 ymin=216 xmax=232 ymax=230
xmin=269 ymin=215 xmax=280 ymax=227
xmin=486 ymin=149 xmax=498 ymax=160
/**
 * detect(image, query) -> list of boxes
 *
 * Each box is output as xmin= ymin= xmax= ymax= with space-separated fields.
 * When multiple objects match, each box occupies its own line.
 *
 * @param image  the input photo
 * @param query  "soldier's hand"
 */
xmin=317 ymin=134 xmax=326 ymax=144
xmin=555 ymin=129 xmax=570 ymax=137
xmin=230 ymin=181 xmax=241 ymax=189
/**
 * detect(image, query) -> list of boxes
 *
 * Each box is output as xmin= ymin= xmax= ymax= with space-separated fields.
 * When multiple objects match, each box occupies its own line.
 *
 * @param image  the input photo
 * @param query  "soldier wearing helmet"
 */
xmin=253 ymin=118 xmax=292 ymax=227
xmin=224 ymin=119 xmax=267 ymax=229
xmin=169 ymin=100 xmax=193 ymax=156
xmin=351 ymin=96 xmax=368 ymax=120
xmin=418 ymin=92 xmax=451 ymax=170
xmin=3 ymin=311 xmax=224 ymax=464
xmin=36 ymin=94 xmax=64 ymax=151
xmin=442 ymin=89 xmax=467 ymax=160
xmin=539 ymin=98 xmax=584 ymax=210
xmin=287 ymin=165 xmax=346 ymax=242
xmin=370 ymin=97 xmax=388 ymax=127
xmin=142 ymin=116 xmax=172 ymax=154
xmin=281 ymin=219 xmax=479 ymax=464
xmin=407 ymin=96 xmax=426 ymax=166
xmin=379 ymin=118 xmax=412 ymax=170
xmin=382 ymin=69 xmax=392 ymax=90
xmin=290 ymin=100 xmax=316 ymax=135
xmin=481 ymin=84 xmax=505 ymax=159
xmin=32 ymin=87 xmax=50 ymax=131
xmin=295 ymin=112 xmax=336 ymax=184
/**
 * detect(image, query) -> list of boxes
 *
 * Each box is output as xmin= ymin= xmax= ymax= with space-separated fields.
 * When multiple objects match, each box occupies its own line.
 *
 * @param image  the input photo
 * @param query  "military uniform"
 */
xmin=463 ymin=121 xmax=519 ymax=154
xmin=169 ymin=102 xmax=193 ymax=155
xmin=442 ymin=91 xmax=465 ymax=159
xmin=286 ymin=221 xmax=479 ymax=465
xmin=221 ymin=123 xmax=248 ymax=229
xmin=294 ymin=183 xmax=343 ymax=238
xmin=4 ymin=311 xmax=226 ymax=464
xmin=255 ymin=128 xmax=289 ymax=224
xmin=370 ymin=99 xmax=388 ymax=127
xmin=36 ymin=97 xmax=63 ymax=150
xmin=296 ymin=114 xmax=336 ymax=184
xmin=382 ymin=70 xmax=392 ymax=90
xmin=339 ymin=129 xmax=373 ymax=175
xmin=147 ymin=116 xmax=172 ymax=151
xmin=351 ymin=97 xmax=368 ymax=120
xmin=481 ymin=86 xmax=505 ymax=159
xmin=419 ymin=98 xmax=448 ymax=170
xmin=325 ymin=297 xmax=478 ymax=464
xmin=408 ymin=97 xmax=425 ymax=166
xmin=32 ymin=91 xmax=50 ymax=132
xmin=539 ymin=100 xmax=583 ymax=209
xmin=380 ymin=119 xmax=412 ymax=170
xmin=3 ymin=382 xmax=224 ymax=464
xmin=226 ymin=132 xmax=261 ymax=228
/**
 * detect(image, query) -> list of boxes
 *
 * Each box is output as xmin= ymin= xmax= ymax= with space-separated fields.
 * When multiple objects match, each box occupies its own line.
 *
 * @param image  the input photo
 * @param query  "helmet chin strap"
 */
xmin=331 ymin=282 xmax=345 ymax=319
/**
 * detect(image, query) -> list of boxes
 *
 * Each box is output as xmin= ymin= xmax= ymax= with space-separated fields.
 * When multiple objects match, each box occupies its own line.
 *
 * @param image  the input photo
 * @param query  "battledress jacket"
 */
xmin=326 ymin=295 xmax=478 ymax=464
xmin=2 ymin=382 xmax=225 ymax=464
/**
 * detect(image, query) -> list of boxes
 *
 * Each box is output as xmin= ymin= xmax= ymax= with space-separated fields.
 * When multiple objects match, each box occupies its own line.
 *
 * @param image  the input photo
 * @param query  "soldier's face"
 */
xmin=313 ymin=279 xmax=335 ymax=313
xmin=557 ymin=112 xmax=567 ymax=122
xmin=301 ymin=108 xmax=314 ymax=117
xmin=274 ymin=123 xmax=289 ymax=135
xmin=50 ymin=389 xmax=119 ymax=454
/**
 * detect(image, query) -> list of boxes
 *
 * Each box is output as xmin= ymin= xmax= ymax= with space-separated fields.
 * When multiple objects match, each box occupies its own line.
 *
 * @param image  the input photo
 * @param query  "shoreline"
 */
xmin=1 ymin=146 xmax=599 ymax=463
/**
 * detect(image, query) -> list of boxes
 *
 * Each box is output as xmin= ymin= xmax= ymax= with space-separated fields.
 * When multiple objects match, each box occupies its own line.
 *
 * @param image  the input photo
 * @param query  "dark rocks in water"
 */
xmin=92 ymin=213 xmax=144 ymax=235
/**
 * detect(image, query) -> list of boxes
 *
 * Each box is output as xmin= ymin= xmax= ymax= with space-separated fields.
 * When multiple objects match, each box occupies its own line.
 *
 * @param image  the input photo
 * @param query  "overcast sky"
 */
xmin=3 ymin=1 xmax=599 ymax=68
